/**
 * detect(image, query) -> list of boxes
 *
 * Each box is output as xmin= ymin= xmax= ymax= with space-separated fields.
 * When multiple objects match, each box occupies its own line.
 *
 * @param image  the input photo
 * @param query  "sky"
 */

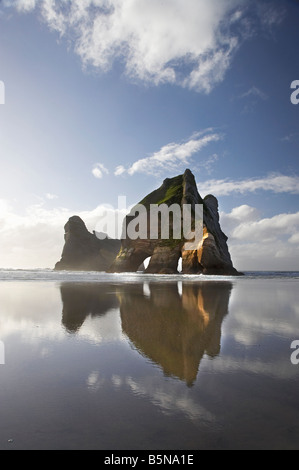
xmin=0 ymin=0 xmax=299 ymax=271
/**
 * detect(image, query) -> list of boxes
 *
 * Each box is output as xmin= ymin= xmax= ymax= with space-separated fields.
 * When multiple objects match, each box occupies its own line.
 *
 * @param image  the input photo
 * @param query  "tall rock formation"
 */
xmin=55 ymin=216 xmax=121 ymax=271
xmin=109 ymin=169 xmax=241 ymax=276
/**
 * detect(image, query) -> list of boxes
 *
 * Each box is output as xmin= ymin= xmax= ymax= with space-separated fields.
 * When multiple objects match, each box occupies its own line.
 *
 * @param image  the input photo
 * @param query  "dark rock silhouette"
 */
xmin=55 ymin=216 xmax=121 ymax=271
xmin=109 ymin=169 xmax=241 ymax=275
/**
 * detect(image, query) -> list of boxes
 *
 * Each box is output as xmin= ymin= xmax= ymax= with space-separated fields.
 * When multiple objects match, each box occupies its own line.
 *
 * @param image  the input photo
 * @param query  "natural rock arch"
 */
xmin=109 ymin=169 xmax=241 ymax=276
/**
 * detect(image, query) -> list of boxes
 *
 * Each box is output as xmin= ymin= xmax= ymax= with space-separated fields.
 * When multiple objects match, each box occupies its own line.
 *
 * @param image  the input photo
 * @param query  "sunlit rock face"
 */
xmin=109 ymin=169 xmax=241 ymax=276
xmin=55 ymin=216 xmax=121 ymax=271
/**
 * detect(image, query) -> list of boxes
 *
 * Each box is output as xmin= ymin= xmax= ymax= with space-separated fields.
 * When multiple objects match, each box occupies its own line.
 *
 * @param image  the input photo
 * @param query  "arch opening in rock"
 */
xmin=143 ymin=257 xmax=152 ymax=271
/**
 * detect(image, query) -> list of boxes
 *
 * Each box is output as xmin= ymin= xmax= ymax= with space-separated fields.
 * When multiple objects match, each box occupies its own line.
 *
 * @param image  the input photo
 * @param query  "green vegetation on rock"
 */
xmin=139 ymin=175 xmax=184 ymax=209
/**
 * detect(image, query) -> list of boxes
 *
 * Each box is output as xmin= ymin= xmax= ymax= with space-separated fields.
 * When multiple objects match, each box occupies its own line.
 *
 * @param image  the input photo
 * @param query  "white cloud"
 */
xmin=63 ymin=0 xmax=241 ymax=92
xmin=118 ymin=130 xmax=222 ymax=177
xmin=289 ymin=233 xmax=299 ymax=244
xmin=18 ymin=0 xmax=36 ymax=12
xmin=46 ymin=193 xmax=58 ymax=200
xmin=233 ymin=212 xmax=299 ymax=242
xmin=92 ymin=163 xmax=109 ymax=179
xmin=4 ymin=0 xmax=37 ymax=12
xmin=3 ymin=0 xmax=282 ymax=93
xmin=201 ymin=153 xmax=219 ymax=174
xmin=240 ymin=86 xmax=268 ymax=101
xmin=238 ymin=85 xmax=268 ymax=113
xmin=199 ymin=173 xmax=299 ymax=196
xmin=227 ymin=204 xmax=260 ymax=222
xmin=183 ymin=36 xmax=239 ymax=93
xmin=256 ymin=2 xmax=285 ymax=29
xmin=114 ymin=165 xmax=126 ymax=177
xmin=222 ymin=208 xmax=299 ymax=242
xmin=230 ymin=240 xmax=299 ymax=271
xmin=219 ymin=205 xmax=299 ymax=270
xmin=0 ymin=201 xmax=70 ymax=268
xmin=0 ymin=198 xmax=127 ymax=269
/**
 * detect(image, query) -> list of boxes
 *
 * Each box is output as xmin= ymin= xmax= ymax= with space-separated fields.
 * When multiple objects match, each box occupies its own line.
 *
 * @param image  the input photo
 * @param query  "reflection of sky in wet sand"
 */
xmin=228 ymin=279 xmax=299 ymax=343
xmin=86 ymin=372 xmax=215 ymax=423
xmin=0 ymin=278 xmax=299 ymax=449
xmin=221 ymin=279 xmax=299 ymax=378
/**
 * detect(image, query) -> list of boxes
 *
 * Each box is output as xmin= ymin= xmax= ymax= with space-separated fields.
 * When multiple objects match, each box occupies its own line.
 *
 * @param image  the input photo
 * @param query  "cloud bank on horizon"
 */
xmin=1 ymin=194 xmax=299 ymax=271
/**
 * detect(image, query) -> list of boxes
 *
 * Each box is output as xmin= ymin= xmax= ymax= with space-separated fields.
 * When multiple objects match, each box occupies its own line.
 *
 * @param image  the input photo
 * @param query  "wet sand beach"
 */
xmin=0 ymin=272 xmax=299 ymax=450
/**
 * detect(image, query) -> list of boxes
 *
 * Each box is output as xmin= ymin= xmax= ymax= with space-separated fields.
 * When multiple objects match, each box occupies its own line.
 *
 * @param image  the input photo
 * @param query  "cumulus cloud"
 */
xmin=199 ymin=174 xmax=299 ymax=196
xmin=117 ymin=130 xmax=222 ymax=177
xmin=92 ymin=163 xmax=109 ymax=179
xmin=221 ymin=206 xmax=299 ymax=242
xmin=227 ymin=204 xmax=261 ymax=222
xmin=2 ymin=0 xmax=282 ymax=93
xmin=219 ymin=205 xmax=299 ymax=270
xmin=232 ymin=212 xmax=299 ymax=242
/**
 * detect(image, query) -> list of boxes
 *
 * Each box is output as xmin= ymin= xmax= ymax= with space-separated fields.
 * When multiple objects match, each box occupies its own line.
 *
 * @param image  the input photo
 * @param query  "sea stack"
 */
xmin=109 ymin=169 xmax=241 ymax=276
xmin=55 ymin=216 xmax=121 ymax=271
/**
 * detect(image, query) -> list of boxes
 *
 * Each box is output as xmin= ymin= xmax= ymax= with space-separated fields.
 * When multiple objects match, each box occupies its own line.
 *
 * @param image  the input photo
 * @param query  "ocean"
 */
xmin=1 ymin=268 xmax=298 ymax=282
xmin=0 ymin=269 xmax=299 ymax=450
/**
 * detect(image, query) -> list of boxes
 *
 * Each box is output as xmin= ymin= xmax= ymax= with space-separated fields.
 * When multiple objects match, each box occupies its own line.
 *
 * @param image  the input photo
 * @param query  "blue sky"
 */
xmin=0 ymin=0 xmax=299 ymax=270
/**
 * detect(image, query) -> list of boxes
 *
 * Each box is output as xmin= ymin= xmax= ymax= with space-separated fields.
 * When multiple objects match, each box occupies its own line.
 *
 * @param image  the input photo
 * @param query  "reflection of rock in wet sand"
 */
xmin=118 ymin=282 xmax=232 ymax=386
xmin=60 ymin=281 xmax=232 ymax=386
xmin=60 ymin=283 xmax=119 ymax=333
